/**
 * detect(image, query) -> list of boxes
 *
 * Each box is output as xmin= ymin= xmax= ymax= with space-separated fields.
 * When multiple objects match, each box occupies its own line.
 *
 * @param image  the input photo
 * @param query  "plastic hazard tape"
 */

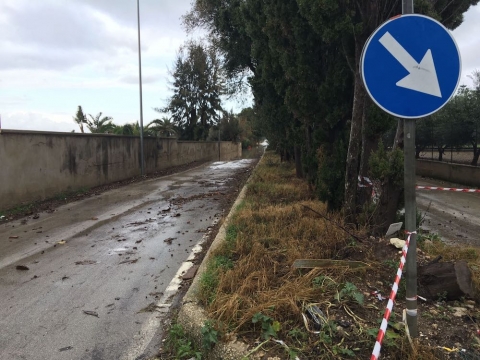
xmin=416 ymin=186 xmax=480 ymax=193
xmin=370 ymin=231 xmax=415 ymax=360
xmin=358 ymin=175 xmax=373 ymax=188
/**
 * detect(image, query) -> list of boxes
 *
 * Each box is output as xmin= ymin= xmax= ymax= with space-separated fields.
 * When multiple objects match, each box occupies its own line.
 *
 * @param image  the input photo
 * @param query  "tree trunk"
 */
xmin=372 ymin=180 xmax=403 ymax=236
xmin=418 ymin=260 xmax=474 ymax=301
xmin=344 ymin=66 xmax=366 ymax=222
xmin=437 ymin=146 xmax=444 ymax=161
xmin=294 ymin=145 xmax=304 ymax=179
xmin=471 ymin=145 xmax=479 ymax=166
xmin=393 ymin=118 xmax=404 ymax=151
xmin=371 ymin=119 xmax=404 ymax=236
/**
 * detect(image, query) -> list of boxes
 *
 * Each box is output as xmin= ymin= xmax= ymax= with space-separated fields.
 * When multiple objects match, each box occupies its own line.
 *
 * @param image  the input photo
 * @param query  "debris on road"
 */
xmin=9 ymin=236 xmax=19 ymax=239
xmin=163 ymin=237 xmax=176 ymax=245
xmin=91 ymin=217 xmax=98 ymax=220
xmin=119 ymin=258 xmax=139 ymax=265
xmin=83 ymin=310 xmax=99 ymax=318
xmin=59 ymin=346 xmax=73 ymax=352
xmin=137 ymin=302 xmax=162 ymax=313
xmin=75 ymin=260 xmax=96 ymax=265
xmin=16 ymin=265 xmax=30 ymax=271
xmin=182 ymin=265 xmax=199 ymax=280
xmin=57 ymin=240 xmax=66 ymax=245
xmin=135 ymin=239 xmax=142 ymax=244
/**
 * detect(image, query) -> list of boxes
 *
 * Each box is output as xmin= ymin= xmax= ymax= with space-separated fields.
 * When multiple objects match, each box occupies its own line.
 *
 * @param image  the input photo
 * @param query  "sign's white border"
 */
xmin=360 ymin=14 xmax=462 ymax=119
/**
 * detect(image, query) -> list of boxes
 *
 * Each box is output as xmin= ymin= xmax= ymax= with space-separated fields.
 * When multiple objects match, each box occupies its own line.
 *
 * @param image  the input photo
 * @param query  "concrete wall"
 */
xmin=0 ymin=130 xmax=241 ymax=211
xmin=416 ymin=159 xmax=480 ymax=187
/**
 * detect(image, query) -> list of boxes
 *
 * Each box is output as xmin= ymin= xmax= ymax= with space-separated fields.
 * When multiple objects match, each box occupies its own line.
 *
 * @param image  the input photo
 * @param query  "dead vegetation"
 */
xmin=196 ymin=151 xmax=480 ymax=359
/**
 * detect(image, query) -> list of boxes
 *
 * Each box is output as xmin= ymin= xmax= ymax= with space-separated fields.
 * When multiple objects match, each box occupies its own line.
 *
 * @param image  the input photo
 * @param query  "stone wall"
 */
xmin=0 ymin=130 xmax=241 ymax=211
xmin=416 ymin=159 xmax=480 ymax=187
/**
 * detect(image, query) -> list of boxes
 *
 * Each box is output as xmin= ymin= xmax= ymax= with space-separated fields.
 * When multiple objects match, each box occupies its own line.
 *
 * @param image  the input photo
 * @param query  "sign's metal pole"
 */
xmin=137 ymin=0 xmax=145 ymax=176
xmin=402 ymin=0 xmax=418 ymax=338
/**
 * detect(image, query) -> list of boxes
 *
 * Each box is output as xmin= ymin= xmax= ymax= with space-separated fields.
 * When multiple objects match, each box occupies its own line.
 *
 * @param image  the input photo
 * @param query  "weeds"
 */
xmin=252 ymin=312 xmax=281 ymax=340
xmin=337 ymin=282 xmax=364 ymax=305
xmin=165 ymin=323 xmax=202 ymax=360
xmin=200 ymin=320 xmax=218 ymax=350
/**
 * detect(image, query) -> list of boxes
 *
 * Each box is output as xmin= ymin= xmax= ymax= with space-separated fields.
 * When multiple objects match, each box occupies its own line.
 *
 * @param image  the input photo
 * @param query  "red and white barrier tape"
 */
xmin=416 ymin=186 xmax=480 ymax=193
xmin=371 ymin=231 xmax=415 ymax=360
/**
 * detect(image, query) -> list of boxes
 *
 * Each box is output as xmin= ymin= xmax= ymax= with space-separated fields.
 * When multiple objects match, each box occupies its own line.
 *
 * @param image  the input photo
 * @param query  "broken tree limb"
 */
xmin=418 ymin=260 xmax=474 ymax=300
xmin=293 ymin=259 xmax=370 ymax=269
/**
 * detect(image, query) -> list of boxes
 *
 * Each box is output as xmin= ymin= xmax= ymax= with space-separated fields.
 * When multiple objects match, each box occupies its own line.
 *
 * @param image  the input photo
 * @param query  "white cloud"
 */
xmin=1 ymin=111 xmax=76 ymax=132
xmin=453 ymin=4 xmax=480 ymax=87
xmin=0 ymin=0 xmax=477 ymax=133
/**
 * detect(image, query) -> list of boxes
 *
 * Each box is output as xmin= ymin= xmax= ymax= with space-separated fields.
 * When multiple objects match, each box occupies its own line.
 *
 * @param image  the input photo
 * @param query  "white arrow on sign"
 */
xmin=379 ymin=32 xmax=442 ymax=98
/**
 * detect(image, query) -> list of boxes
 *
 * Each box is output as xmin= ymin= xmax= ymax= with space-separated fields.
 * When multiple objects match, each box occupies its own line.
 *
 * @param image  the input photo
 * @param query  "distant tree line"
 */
xmin=416 ymin=71 xmax=480 ymax=165
xmin=71 ymin=104 xmax=261 ymax=147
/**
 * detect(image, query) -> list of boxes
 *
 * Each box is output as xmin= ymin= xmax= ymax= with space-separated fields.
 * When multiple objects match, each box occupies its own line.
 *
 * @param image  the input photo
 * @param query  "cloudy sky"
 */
xmin=0 ymin=1 xmax=479 ymax=133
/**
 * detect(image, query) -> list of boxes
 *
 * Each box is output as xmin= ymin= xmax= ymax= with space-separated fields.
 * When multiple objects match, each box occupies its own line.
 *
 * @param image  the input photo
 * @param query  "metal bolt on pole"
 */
xmin=403 ymin=0 xmax=418 ymax=338
xmin=137 ymin=0 xmax=145 ymax=176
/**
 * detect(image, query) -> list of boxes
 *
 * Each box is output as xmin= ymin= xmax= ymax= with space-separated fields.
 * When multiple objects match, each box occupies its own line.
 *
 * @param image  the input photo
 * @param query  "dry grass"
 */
xmin=196 ymin=151 xmax=480 ymax=359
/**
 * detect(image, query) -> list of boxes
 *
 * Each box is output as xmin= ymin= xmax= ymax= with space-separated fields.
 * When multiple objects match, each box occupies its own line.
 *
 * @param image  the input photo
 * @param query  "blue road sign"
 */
xmin=361 ymin=14 xmax=461 ymax=118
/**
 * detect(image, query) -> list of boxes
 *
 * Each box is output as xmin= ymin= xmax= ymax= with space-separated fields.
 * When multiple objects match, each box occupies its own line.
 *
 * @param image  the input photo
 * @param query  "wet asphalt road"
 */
xmin=416 ymin=176 xmax=480 ymax=245
xmin=0 ymin=159 xmax=254 ymax=360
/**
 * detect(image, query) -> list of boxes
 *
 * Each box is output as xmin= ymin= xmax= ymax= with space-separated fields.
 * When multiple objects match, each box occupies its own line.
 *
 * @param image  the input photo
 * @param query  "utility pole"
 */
xmin=402 ymin=0 xmax=418 ymax=338
xmin=218 ymin=125 xmax=221 ymax=160
xmin=137 ymin=0 xmax=145 ymax=176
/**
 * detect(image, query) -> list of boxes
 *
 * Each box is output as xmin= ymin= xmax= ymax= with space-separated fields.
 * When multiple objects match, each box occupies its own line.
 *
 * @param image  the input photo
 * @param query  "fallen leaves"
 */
xmin=137 ymin=303 xmax=161 ymax=313
xmin=16 ymin=265 xmax=30 ymax=271
xmin=119 ymin=258 xmax=139 ymax=265
xmin=163 ymin=237 xmax=176 ymax=245
xmin=82 ymin=310 xmax=99 ymax=318
xmin=9 ymin=236 xmax=19 ymax=239
xmin=75 ymin=260 xmax=96 ymax=265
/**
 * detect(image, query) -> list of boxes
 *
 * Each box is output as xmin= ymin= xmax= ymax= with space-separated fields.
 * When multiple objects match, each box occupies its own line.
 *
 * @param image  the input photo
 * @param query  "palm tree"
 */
xmin=86 ymin=112 xmax=115 ymax=133
xmin=73 ymin=106 xmax=87 ymax=133
xmin=112 ymin=121 xmax=149 ymax=136
xmin=147 ymin=117 xmax=177 ymax=137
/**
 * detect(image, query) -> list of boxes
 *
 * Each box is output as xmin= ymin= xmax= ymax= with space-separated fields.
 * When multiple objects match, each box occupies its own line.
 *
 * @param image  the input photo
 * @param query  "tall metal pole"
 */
xmin=403 ymin=0 xmax=418 ymax=338
xmin=137 ymin=0 xmax=145 ymax=176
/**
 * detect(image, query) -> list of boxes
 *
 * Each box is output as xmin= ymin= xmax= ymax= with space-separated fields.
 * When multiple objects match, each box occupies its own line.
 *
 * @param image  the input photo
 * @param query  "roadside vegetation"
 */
xmin=161 ymin=151 xmax=480 ymax=360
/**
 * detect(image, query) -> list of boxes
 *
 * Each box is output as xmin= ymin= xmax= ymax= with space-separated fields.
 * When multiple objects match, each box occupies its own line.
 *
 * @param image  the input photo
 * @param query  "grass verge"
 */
xmin=190 ymin=150 xmax=480 ymax=359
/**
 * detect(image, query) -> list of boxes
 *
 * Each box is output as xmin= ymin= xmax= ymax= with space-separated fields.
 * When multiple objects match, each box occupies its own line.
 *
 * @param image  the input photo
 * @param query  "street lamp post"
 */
xmin=137 ymin=0 xmax=145 ymax=176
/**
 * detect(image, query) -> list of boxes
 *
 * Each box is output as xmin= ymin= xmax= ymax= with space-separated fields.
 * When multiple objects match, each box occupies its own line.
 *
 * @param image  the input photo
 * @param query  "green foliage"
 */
xmin=184 ymin=0 xmax=477 ymax=214
xmin=73 ymin=105 xmax=87 ymax=133
xmin=252 ymin=312 xmax=281 ymax=340
xmin=85 ymin=112 xmax=115 ymax=134
xmin=158 ymin=40 xmax=225 ymax=140
xmin=166 ymin=323 xmax=203 ymax=359
xmin=146 ymin=117 xmax=177 ymax=137
xmin=369 ymin=140 xmax=404 ymax=186
xmin=417 ymin=79 xmax=480 ymax=164
xmin=337 ymin=282 xmax=364 ymax=305
xmin=367 ymin=327 xmax=400 ymax=348
xmin=201 ymin=320 xmax=219 ymax=350
xmin=287 ymin=328 xmax=308 ymax=342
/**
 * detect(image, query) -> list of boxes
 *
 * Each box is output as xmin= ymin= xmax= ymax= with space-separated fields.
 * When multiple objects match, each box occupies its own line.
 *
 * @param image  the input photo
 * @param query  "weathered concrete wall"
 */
xmin=416 ymin=159 xmax=480 ymax=187
xmin=0 ymin=130 xmax=241 ymax=211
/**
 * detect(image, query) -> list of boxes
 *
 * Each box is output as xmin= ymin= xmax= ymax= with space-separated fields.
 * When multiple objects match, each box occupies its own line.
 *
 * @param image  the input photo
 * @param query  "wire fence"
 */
xmin=418 ymin=147 xmax=479 ymax=166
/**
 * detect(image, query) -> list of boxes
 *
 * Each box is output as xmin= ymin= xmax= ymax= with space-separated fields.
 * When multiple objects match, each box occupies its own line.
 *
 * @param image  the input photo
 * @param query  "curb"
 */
xmin=176 ymin=158 xmax=264 ymax=359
